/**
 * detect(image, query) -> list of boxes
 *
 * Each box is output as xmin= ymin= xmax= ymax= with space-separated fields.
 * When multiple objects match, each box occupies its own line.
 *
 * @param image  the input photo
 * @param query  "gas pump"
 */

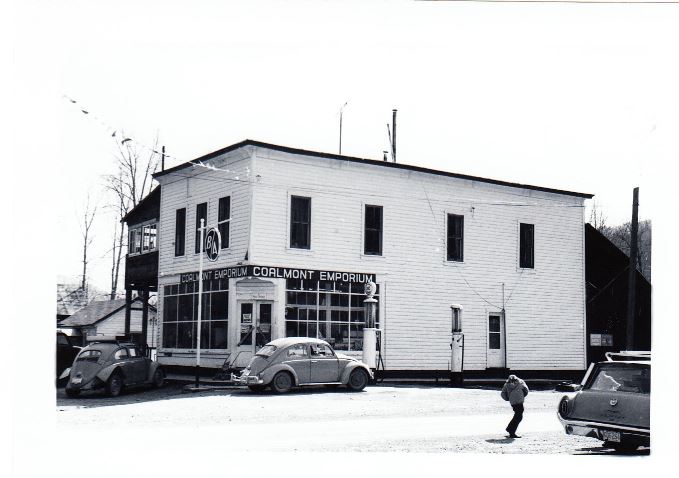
xmin=450 ymin=304 xmax=464 ymax=385
xmin=362 ymin=281 xmax=378 ymax=372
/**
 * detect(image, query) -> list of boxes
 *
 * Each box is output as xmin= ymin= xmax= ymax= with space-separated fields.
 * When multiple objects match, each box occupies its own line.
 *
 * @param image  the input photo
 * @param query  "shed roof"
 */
xmin=153 ymin=139 xmax=594 ymax=199
xmin=121 ymin=185 xmax=161 ymax=225
xmin=56 ymin=284 xmax=89 ymax=317
xmin=59 ymin=297 xmax=156 ymax=327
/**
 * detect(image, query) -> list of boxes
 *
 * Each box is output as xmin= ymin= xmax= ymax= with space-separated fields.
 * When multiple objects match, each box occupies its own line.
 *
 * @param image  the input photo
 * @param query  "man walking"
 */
xmin=501 ymin=374 xmax=529 ymax=438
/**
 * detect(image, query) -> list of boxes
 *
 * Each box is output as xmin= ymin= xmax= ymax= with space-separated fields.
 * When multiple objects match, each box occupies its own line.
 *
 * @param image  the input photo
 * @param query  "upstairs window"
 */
xmin=142 ymin=224 xmax=157 ymax=252
xmin=128 ymin=223 xmax=156 ymax=255
xmin=364 ymin=205 xmax=383 ymax=255
xmin=129 ymin=228 xmax=141 ymax=254
xmin=175 ymin=208 xmax=186 ymax=257
xmin=195 ymin=202 xmax=208 ymax=253
xmin=519 ymin=223 xmax=534 ymax=269
xmin=218 ymin=196 xmax=231 ymax=249
xmin=290 ymin=196 xmax=311 ymax=249
xmin=447 ymin=214 xmax=464 ymax=262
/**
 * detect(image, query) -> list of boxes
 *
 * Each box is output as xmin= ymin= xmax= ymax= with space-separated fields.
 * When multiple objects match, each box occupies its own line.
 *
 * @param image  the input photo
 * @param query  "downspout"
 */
xmin=502 ymin=283 xmax=508 ymax=370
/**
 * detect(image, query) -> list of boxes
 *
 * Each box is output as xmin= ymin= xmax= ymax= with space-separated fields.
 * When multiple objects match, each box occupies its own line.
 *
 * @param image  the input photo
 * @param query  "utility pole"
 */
xmin=626 ymin=187 xmax=639 ymax=350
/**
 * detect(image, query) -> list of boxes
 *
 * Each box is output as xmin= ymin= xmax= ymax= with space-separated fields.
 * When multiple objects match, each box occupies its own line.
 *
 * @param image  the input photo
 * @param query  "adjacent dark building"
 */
xmin=585 ymin=223 xmax=651 ymax=363
xmin=122 ymin=186 xmax=161 ymax=354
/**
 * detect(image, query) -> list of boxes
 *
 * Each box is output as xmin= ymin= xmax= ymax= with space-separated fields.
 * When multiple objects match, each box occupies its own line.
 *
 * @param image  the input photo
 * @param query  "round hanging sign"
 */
xmin=205 ymin=227 xmax=221 ymax=262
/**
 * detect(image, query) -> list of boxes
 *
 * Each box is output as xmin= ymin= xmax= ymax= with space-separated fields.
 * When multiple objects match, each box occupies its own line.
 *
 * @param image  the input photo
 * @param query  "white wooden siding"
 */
xmin=249 ymin=147 xmax=586 ymax=371
xmin=154 ymin=144 xmax=587 ymax=371
xmin=157 ymin=148 xmax=254 ymax=278
xmin=85 ymin=309 xmax=156 ymax=346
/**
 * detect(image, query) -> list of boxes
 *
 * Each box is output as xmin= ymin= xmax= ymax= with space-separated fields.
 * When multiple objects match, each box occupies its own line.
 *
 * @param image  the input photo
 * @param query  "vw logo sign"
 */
xmin=205 ymin=227 xmax=221 ymax=262
xmin=609 ymin=399 xmax=618 ymax=407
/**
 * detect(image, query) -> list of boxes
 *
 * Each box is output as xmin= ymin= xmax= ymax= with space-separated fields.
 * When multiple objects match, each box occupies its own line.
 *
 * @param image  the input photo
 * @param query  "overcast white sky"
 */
xmin=13 ymin=0 xmax=679 ymax=292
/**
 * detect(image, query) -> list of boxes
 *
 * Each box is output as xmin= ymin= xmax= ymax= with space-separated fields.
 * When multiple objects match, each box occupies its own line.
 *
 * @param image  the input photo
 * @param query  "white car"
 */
xmin=232 ymin=337 xmax=373 ymax=393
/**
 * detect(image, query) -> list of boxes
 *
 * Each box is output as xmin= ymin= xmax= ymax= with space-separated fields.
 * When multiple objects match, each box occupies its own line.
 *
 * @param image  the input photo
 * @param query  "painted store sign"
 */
xmin=179 ymin=265 xmax=375 ymax=285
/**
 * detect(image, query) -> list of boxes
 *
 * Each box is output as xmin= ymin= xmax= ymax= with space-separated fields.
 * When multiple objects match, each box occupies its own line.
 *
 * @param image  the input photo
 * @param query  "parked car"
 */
xmin=557 ymin=351 xmax=650 ymax=452
xmin=56 ymin=332 xmax=80 ymax=378
xmin=60 ymin=339 xmax=164 ymax=397
xmin=231 ymin=337 xmax=373 ymax=393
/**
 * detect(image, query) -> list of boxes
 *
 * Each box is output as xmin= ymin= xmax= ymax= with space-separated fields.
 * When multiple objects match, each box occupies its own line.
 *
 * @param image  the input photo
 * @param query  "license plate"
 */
xmin=601 ymin=430 xmax=621 ymax=442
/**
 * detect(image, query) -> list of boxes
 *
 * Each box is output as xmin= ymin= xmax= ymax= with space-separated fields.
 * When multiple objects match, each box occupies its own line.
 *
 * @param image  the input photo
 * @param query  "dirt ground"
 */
xmin=55 ymin=382 xmax=649 ymax=455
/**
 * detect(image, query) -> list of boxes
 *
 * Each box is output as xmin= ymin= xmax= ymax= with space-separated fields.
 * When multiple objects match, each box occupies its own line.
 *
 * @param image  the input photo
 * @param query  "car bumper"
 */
xmin=65 ymin=377 xmax=103 ymax=391
xmin=230 ymin=373 xmax=265 ymax=386
xmin=557 ymin=414 xmax=650 ymax=445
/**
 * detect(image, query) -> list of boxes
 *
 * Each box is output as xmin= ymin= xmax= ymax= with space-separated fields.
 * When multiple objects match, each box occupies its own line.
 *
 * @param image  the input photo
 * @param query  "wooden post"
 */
xmin=141 ymin=288 xmax=149 ymax=356
xmin=124 ymin=289 xmax=132 ymax=339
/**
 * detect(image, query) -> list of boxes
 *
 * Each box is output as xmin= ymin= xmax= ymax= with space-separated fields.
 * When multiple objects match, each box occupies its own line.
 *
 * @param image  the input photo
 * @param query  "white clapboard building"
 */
xmin=152 ymin=140 xmax=592 ymax=378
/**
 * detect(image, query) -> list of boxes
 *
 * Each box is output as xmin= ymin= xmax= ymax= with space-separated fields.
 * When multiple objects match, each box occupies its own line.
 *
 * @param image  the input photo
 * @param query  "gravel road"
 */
xmin=56 ymin=383 xmax=648 ymax=455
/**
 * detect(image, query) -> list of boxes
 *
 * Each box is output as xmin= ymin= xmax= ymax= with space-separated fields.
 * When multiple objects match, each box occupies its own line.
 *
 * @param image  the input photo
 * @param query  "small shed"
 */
xmin=57 ymin=297 xmax=157 ymax=350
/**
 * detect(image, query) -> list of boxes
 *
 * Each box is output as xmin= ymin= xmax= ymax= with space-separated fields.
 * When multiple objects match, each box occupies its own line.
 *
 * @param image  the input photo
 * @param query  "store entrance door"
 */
xmin=237 ymin=301 xmax=273 ymax=355
xmin=486 ymin=313 xmax=506 ymax=368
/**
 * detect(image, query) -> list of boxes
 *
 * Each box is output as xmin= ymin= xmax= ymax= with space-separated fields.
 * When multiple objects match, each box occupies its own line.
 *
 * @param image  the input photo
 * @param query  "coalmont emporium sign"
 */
xmin=180 ymin=265 xmax=376 ymax=285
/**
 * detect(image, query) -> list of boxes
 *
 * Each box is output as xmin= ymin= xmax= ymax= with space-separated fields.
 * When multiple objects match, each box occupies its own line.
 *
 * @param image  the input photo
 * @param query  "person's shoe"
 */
xmin=507 ymin=433 xmax=521 ymax=438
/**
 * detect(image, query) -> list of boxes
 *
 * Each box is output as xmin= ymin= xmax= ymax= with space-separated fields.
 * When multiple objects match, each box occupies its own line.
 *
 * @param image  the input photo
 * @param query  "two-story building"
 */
xmin=150 ymin=140 xmax=593 ymax=379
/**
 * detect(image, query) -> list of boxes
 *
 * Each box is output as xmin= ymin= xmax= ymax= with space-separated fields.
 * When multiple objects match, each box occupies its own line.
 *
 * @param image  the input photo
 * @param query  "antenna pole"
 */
xmin=387 ymin=124 xmax=392 ymax=160
xmin=392 ymin=109 xmax=397 ymax=162
xmin=339 ymin=101 xmax=348 ymax=155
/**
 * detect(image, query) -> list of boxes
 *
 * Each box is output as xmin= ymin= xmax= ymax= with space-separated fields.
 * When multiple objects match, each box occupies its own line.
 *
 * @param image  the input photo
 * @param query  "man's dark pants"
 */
xmin=506 ymin=403 xmax=524 ymax=435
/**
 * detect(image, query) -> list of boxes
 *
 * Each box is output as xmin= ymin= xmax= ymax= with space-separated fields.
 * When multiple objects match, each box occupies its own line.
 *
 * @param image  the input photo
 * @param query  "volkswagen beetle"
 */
xmin=60 ymin=339 xmax=164 ymax=397
xmin=557 ymin=351 xmax=650 ymax=452
xmin=232 ymin=337 xmax=373 ymax=393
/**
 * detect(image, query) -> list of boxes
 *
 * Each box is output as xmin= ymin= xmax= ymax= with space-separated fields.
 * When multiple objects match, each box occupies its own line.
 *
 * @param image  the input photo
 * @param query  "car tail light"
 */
xmin=559 ymin=398 xmax=570 ymax=417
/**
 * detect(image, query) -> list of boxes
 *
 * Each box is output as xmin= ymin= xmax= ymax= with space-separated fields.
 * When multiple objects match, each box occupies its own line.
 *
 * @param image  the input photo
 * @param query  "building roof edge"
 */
xmin=153 ymin=139 xmax=594 ymax=199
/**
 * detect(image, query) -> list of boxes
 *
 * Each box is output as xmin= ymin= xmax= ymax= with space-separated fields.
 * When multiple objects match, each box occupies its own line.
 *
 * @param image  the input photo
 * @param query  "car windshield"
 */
xmin=255 ymin=345 xmax=277 ymax=357
xmin=76 ymin=350 xmax=102 ymax=362
xmin=588 ymin=363 xmax=650 ymax=394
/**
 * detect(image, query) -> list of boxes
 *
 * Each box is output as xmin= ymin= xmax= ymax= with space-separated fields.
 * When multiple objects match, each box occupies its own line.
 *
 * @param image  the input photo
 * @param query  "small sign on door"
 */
xmin=242 ymin=313 xmax=252 ymax=324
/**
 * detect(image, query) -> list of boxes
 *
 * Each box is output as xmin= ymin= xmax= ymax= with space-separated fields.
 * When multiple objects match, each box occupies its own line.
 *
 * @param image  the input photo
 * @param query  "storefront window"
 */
xmin=285 ymin=279 xmax=379 ymax=351
xmin=162 ymin=280 xmax=229 ymax=349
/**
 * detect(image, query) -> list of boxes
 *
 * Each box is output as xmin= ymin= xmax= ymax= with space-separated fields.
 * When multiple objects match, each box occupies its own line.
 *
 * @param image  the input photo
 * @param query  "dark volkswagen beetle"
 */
xmin=557 ymin=351 xmax=650 ymax=452
xmin=60 ymin=339 xmax=164 ymax=397
xmin=232 ymin=337 xmax=373 ymax=393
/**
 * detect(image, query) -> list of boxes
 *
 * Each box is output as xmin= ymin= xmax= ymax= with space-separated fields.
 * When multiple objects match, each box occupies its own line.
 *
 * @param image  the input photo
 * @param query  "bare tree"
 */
xmin=79 ymin=195 xmax=98 ymax=293
xmin=588 ymin=200 xmax=607 ymax=231
xmin=104 ymin=135 xmax=159 ymax=299
xmin=588 ymin=201 xmax=651 ymax=281
xmin=601 ymin=220 xmax=652 ymax=281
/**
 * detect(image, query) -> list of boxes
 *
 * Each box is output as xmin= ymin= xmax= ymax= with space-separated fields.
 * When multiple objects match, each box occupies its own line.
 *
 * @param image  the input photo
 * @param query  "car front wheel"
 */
xmin=152 ymin=369 xmax=164 ymax=388
xmin=271 ymin=372 xmax=293 ymax=393
xmin=106 ymin=372 xmax=124 ymax=397
xmin=347 ymin=368 xmax=369 ymax=392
